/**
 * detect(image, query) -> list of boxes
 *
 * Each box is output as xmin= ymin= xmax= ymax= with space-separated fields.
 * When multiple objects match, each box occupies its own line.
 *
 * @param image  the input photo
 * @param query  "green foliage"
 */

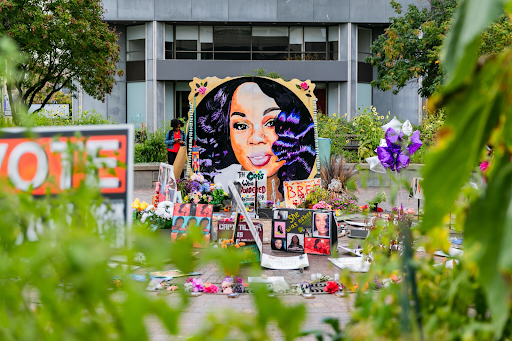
xmin=242 ymin=67 xmax=286 ymax=80
xmin=368 ymin=0 xmax=456 ymax=97
xmin=351 ymin=107 xmax=387 ymax=161
xmin=317 ymin=113 xmax=352 ymax=158
xmin=368 ymin=0 xmax=512 ymax=98
xmin=134 ymin=122 xmax=172 ymax=164
xmin=27 ymin=110 xmax=116 ymax=126
xmin=210 ymin=188 xmax=229 ymax=205
xmin=304 ymin=187 xmax=330 ymax=205
xmin=0 ymin=0 xmax=123 ymax=123
xmin=366 ymin=191 xmax=386 ymax=208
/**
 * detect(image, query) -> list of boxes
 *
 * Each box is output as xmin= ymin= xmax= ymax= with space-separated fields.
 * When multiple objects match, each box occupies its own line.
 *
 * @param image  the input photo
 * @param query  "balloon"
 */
xmin=381 ymin=116 xmax=402 ymax=133
xmin=365 ymin=156 xmax=387 ymax=174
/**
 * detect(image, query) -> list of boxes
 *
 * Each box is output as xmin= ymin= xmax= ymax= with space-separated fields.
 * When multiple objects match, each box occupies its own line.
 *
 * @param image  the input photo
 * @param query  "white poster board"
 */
xmin=159 ymin=163 xmax=177 ymax=202
xmin=228 ymin=180 xmax=262 ymax=253
xmin=328 ymin=257 xmax=370 ymax=272
xmin=236 ymin=170 xmax=267 ymax=204
xmin=411 ymin=177 xmax=423 ymax=200
xmin=260 ymin=253 xmax=310 ymax=270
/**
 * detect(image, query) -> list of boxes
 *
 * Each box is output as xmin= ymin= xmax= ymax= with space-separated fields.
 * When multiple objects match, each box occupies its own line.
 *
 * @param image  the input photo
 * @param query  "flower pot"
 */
xmin=213 ymin=204 xmax=221 ymax=212
xmin=370 ymin=204 xmax=378 ymax=213
xmin=224 ymin=263 xmax=240 ymax=277
xmin=308 ymin=204 xmax=314 ymax=209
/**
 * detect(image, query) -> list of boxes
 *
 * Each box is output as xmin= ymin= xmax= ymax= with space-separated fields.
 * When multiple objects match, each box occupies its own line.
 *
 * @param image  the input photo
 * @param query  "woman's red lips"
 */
xmin=248 ymin=152 xmax=272 ymax=167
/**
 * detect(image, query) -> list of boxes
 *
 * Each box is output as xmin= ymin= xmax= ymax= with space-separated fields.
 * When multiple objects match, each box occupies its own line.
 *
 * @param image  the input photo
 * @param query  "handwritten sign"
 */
xmin=236 ymin=170 xmax=267 ymax=204
xmin=260 ymin=253 xmax=309 ymax=270
xmin=228 ymin=180 xmax=262 ymax=253
xmin=283 ymin=178 xmax=321 ymax=208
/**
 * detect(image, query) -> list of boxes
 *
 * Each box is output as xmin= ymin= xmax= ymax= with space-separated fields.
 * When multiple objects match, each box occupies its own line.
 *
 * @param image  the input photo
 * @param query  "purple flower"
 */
xmin=408 ymin=130 xmax=422 ymax=155
xmin=223 ymin=276 xmax=234 ymax=283
xmin=192 ymin=278 xmax=204 ymax=292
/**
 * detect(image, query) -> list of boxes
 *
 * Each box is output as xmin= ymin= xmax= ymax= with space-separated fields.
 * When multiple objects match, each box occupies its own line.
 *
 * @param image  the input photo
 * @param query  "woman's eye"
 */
xmin=264 ymin=119 xmax=275 ymax=127
xmin=233 ymin=122 xmax=248 ymax=131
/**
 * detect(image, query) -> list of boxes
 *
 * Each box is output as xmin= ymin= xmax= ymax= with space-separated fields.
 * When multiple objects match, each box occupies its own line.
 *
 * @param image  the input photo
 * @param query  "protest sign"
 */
xmin=283 ymin=178 xmax=321 ymax=208
xmin=0 ymin=125 xmax=134 ymax=245
xmin=228 ymin=180 xmax=262 ymax=253
xmin=235 ymin=170 xmax=267 ymax=204
xmin=217 ymin=221 xmax=264 ymax=244
xmin=411 ymin=177 xmax=423 ymax=200
xmin=260 ymin=253 xmax=309 ymax=270
xmin=158 ymin=163 xmax=177 ymax=202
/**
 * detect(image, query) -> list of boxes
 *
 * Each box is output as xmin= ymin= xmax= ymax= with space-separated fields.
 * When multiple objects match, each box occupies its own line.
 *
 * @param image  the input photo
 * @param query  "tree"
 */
xmin=368 ymin=0 xmax=512 ymax=98
xmin=0 ymin=0 xmax=123 ymax=123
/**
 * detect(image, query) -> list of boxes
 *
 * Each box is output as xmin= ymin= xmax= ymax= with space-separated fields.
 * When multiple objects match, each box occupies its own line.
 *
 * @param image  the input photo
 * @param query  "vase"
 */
xmin=308 ymin=204 xmax=314 ymax=209
xmin=213 ymin=204 xmax=221 ymax=212
xmin=370 ymin=204 xmax=378 ymax=213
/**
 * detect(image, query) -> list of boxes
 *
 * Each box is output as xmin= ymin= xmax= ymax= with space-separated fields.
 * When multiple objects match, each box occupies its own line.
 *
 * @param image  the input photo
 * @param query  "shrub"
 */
xmin=317 ymin=113 xmax=352 ymax=157
xmin=28 ymin=109 xmax=116 ymax=126
xmin=351 ymin=106 xmax=387 ymax=161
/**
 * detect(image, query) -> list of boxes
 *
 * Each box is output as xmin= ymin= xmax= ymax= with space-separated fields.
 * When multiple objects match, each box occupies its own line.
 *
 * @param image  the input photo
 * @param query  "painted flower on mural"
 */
xmin=194 ymin=81 xmax=208 ymax=96
xmin=300 ymin=82 xmax=309 ymax=90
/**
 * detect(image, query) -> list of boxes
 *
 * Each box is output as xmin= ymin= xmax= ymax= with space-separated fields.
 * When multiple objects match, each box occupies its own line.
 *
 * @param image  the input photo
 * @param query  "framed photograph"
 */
xmin=273 ymin=221 xmax=286 ymax=238
xmin=274 ymin=210 xmax=288 ymax=220
xmin=313 ymin=212 xmax=331 ymax=238
xmin=271 ymin=238 xmax=287 ymax=251
xmin=305 ymin=237 xmax=331 ymax=255
xmin=305 ymin=228 xmax=313 ymax=238
xmin=286 ymin=233 xmax=305 ymax=253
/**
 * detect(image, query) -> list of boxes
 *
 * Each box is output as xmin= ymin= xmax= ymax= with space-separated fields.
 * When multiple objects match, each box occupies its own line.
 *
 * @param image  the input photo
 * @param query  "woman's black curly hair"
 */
xmin=194 ymin=77 xmax=316 ymax=194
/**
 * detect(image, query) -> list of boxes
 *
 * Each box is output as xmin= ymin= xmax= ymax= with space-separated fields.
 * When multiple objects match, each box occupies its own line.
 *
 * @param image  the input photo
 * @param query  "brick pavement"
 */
xmin=133 ymin=185 xmax=422 ymax=340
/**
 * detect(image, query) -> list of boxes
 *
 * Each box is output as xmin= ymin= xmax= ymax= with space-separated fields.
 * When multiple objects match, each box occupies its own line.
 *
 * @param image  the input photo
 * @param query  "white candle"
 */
xmin=334 ymin=273 xmax=340 ymax=281
xmin=317 ymin=273 xmax=322 ymax=279
xmin=311 ymin=273 xmax=317 ymax=281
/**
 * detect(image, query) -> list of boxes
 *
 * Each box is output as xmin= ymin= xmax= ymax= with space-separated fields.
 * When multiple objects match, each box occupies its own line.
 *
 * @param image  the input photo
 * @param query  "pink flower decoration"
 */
xmin=167 ymin=285 xmax=179 ymax=292
xmin=208 ymin=196 xmax=213 ymax=202
xmin=193 ymin=198 xmax=200 ymax=204
xmin=223 ymin=287 xmax=233 ymax=294
xmin=300 ymin=82 xmax=309 ymax=90
xmin=185 ymin=278 xmax=194 ymax=283
xmin=197 ymin=86 xmax=207 ymax=95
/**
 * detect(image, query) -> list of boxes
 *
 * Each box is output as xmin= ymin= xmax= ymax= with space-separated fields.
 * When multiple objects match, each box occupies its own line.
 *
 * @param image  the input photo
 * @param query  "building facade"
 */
xmin=74 ymin=0 xmax=428 ymax=131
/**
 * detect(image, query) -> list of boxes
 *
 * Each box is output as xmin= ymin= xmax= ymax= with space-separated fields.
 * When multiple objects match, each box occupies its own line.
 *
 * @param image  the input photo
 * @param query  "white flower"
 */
xmin=214 ymin=183 xmax=224 ymax=190
xmin=155 ymin=208 xmax=166 ymax=217
xmin=141 ymin=212 xmax=150 ymax=223
xmin=145 ymin=205 xmax=154 ymax=211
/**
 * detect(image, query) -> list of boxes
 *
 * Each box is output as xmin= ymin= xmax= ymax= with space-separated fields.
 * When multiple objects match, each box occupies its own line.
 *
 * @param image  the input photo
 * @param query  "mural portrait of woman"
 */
xmin=190 ymin=76 xmax=318 ymax=200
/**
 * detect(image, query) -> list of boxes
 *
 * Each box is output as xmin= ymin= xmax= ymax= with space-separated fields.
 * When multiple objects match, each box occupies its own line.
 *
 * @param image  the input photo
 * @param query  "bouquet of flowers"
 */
xmin=178 ymin=173 xmax=228 ymax=205
xmin=329 ymin=195 xmax=358 ymax=213
xmin=132 ymin=199 xmax=174 ymax=230
xmin=312 ymin=200 xmax=332 ymax=210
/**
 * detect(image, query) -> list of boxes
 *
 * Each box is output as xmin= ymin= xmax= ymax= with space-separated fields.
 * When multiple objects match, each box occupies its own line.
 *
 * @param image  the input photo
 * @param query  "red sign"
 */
xmin=0 ymin=125 xmax=133 ymax=223
xmin=217 ymin=221 xmax=264 ymax=244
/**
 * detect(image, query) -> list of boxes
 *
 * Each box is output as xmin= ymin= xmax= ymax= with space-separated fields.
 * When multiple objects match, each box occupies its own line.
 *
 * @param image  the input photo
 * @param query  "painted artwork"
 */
xmin=189 ymin=76 xmax=318 ymax=202
xmin=171 ymin=203 xmax=213 ymax=245
xmin=305 ymin=237 xmax=330 ymax=255
xmin=283 ymin=178 xmax=322 ymax=208
xmin=236 ymin=170 xmax=267 ymax=204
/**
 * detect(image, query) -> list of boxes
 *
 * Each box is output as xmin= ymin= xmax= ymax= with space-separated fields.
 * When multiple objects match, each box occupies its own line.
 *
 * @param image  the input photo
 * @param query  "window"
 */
xmin=175 ymin=82 xmax=191 ymax=119
xmin=289 ymin=26 xmax=303 ymax=59
xmin=200 ymin=26 xmax=213 ymax=60
xmin=214 ymin=26 xmax=251 ymax=60
xmin=304 ymin=27 xmax=327 ymax=60
xmin=357 ymin=83 xmax=372 ymax=110
xmin=127 ymin=25 xmax=145 ymax=61
xmin=328 ymin=26 xmax=338 ymax=61
xmin=358 ymin=28 xmax=372 ymax=62
xmin=176 ymin=26 xmax=198 ymax=59
xmin=165 ymin=24 xmax=173 ymax=59
xmin=127 ymin=82 xmax=146 ymax=125
xmin=252 ymin=26 xmax=288 ymax=60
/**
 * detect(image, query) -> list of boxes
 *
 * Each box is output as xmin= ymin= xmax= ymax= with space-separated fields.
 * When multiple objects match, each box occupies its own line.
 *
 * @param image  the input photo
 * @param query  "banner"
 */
xmin=236 ymin=170 xmax=267 ymax=204
xmin=260 ymin=253 xmax=309 ymax=270
xmin=283 ymin=178 xmax=321 ymax=208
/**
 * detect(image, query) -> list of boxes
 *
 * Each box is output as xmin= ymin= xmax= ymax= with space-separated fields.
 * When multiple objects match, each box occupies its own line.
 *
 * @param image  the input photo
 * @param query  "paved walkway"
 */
xmin=132 ymin=185 xmax=423 ymax=340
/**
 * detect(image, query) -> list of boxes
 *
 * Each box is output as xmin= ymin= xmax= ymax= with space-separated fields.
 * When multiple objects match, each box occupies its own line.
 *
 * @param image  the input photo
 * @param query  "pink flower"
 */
xmin=185 ymin=278 xmax=194 ymax=283
xmin=193 ymin=198 xmax=200 ymax=204
xmin=223 ymin=287 xmax=233 ymax=294
xmin=191 ymin=278 xmax=204 ymax=292
xmin=208 ymin=196 xmax=213 ymax=202
xmin=197 ymin=86 xmax=207 ymax=95
xmin=300 ymin=82 xmax=309 ymax=90
xmin=167 ymin=285 xmax=179 ymax=292
xmin=204 ymin=284 xmax=219 ymax=293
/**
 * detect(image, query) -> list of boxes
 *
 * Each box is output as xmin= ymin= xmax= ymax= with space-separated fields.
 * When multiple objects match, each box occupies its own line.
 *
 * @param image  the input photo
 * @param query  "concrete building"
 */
xmin=74 ymin=0 xmax=428 ymax=130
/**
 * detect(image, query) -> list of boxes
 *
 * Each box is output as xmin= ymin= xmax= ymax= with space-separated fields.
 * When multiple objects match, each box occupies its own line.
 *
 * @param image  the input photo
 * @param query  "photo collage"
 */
xmin=171 ymin=203 xmax=213 ymax=244
xmin=271 ymin=208 xmax=336 ymax=256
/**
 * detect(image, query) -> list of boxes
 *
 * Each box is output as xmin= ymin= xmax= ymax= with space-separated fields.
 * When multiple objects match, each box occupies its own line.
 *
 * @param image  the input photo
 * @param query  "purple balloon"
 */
xmin=408 ymin=130 xmax=423 ymax=155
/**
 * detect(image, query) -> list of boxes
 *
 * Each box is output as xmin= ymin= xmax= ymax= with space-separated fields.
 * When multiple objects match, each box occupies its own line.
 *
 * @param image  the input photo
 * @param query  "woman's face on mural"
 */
xmin=315 ymin=214 xmax=329 ymax=236
xmin=275 ymin=239 xmax=283 ymax=249
xmin=229 ymin=82 xmax=285 ymax=177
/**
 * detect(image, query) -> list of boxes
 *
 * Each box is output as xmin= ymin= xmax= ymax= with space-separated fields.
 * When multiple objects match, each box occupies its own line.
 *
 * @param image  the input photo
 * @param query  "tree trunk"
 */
xmin=6 ymin=83 xmax=19 ymax=125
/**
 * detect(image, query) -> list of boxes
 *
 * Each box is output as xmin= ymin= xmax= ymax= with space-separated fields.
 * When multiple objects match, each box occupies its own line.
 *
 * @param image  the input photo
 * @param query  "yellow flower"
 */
xmin=132 ymin=198 xmax=141 ymax=209
xmin=380 ymin=116 xmax=384 ymax=119
xmin=386 ymin=115 xmax=389 ymax=119
xmin=344 ymin=113 xmax=347 ymax=117
xmin=346 ymin=140 xmax=349 ymax=144
xmin=140 ymin=202 xmax=149 ymax=210
xmin=372 ymin=128 xmax=375 ymax=131
xmin=353 ymin=122 xmax=357 ymax=126
xmin=333 ymin=113 xmax=336 ymax=117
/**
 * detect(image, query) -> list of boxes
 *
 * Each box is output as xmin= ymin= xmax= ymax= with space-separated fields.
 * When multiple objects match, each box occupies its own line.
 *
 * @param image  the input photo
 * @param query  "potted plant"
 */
xmin=220 ymin=239 xmax=246 ymax=276
xmin=210 ymin=188 xmax=229 ymax=212
xmin=366 ymin=192 xmax=386 ymax=212
xmin=304 ymin=187 xmax=330 ymax=209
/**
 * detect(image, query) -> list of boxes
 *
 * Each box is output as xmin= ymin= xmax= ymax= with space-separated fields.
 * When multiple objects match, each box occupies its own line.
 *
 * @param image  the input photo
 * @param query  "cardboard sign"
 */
xmin=217 ymin=221 xmax=264 ymax=244
xmin=236 ymin=170 xmax=267 ymax=204
xmin=260 ymin=253 xmax=309 ymax=270
xmin=271 ymin=208 xmax=337 ymax=256
xmin=228 ymin=180 xmax=262 ymax=253
xmin=411 ymin=177 xmax=423 ymax=200
xmin=0 ymin=124 xmax=133 ymax=227
xmin=158 ymin=163 xmax=177 ymax=202
xmin=283 ymin=178 xmax=322 ymax=208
